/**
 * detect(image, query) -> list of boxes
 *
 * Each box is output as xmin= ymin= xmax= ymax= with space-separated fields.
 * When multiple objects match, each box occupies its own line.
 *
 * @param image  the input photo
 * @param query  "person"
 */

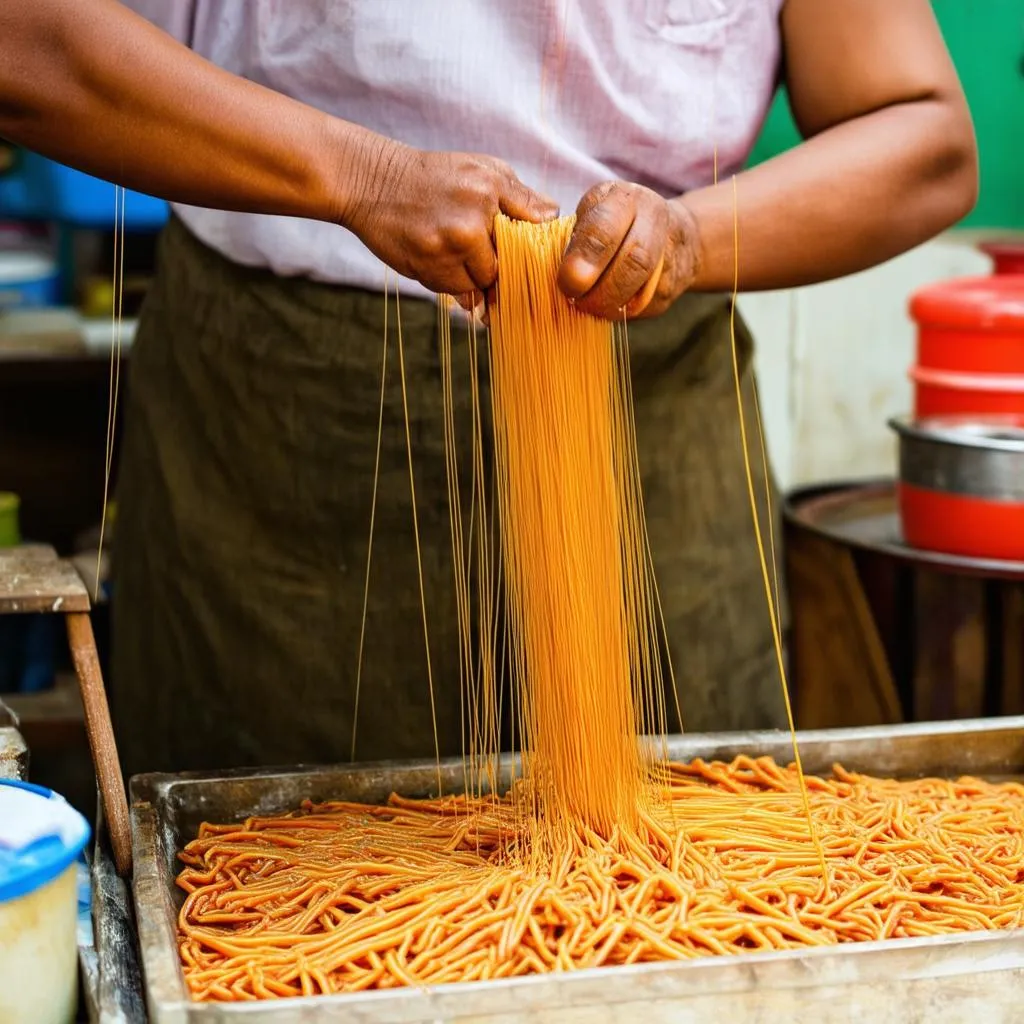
xmin=1 ymin=0 xmax=977 ymax=776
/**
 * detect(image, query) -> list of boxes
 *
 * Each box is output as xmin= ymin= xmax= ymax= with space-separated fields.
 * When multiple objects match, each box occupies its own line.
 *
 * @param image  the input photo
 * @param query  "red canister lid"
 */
xmin=909 ymin=275 xmax=1024 ymax=331
xmin=979 ymin=241 xmax=1024 ymax=275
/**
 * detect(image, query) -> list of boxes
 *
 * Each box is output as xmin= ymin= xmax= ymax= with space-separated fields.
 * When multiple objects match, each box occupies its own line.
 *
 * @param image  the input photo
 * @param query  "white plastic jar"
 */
xmin=0 ymin=780 xmax=90 ymax=1024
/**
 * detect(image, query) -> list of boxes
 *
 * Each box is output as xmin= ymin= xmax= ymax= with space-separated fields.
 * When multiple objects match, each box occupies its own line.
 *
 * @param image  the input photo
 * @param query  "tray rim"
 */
xmin=128 ymin=713 xmax=1024 ymax=801
xmin=131 ymin=715 xmax=1024 ymax=1021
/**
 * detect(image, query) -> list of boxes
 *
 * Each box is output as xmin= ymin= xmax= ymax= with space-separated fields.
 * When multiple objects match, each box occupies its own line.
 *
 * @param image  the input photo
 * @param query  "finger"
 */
xmin=480 ymin=285 xmax=497 ymax=328
xmin=498 ymin=172 xmax=560 ymax=223
xmin=624 ymin=253 xmax=665 ymax=319
xmin=574 ymin=180 xmax=617 ymax=219
xmin=464 ymin=240 xmax=499 ymax=293
xmin=422 ymin=266 xmax=478 ymax=297
xmin=557 ymin=186 xmax=637 ymax=300
xmin=577 ymin=197 xmax=668 ymax=316
xmin=454 ymin=292 xmax=487 ymax=325
xmin=590 ymin=214 xmax=665 ymax=313
xmin=454 ymin=290 xmax=480 ymax=314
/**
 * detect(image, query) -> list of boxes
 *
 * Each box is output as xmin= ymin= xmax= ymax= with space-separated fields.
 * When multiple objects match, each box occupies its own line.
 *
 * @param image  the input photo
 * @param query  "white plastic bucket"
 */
xmin=0 ymin=780 xmax=90 ymax=1024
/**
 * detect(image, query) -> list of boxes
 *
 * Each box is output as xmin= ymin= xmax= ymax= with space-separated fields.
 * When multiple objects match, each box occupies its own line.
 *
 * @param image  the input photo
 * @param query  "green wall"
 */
xmin=747 ymin=1 xmax=1024 ymax=229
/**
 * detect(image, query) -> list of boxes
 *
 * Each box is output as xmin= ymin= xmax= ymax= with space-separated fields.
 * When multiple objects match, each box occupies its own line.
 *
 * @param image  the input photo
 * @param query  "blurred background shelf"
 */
xmin=0 ymin=150 xmax=168 ymax=231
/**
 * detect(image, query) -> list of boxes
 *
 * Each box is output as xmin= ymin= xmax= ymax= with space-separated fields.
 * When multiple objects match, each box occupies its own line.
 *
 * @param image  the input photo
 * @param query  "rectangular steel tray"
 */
xmin=131 ymin=718 xmax=1024 ymax=1023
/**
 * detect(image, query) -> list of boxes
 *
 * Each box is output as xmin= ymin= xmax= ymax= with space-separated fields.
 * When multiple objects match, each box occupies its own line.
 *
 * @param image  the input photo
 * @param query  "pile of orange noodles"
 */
xmin=176 ymin=213 xmax=1024 ymax=1001
xmin=177 ymin=759 xmax=1024 ymax=999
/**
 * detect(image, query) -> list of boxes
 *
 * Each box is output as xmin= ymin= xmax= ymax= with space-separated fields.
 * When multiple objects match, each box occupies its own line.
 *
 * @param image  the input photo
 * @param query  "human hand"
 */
xmin=557 ymin=182 xmax=701 ymax=320
xmin=339 ymin=137 xmax=558 ymax=305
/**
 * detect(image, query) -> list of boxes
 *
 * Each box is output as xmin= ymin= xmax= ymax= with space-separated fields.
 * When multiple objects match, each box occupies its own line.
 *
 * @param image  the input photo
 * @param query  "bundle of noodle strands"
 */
xmin=175 ymin=216 xmax=1024 ymax=1002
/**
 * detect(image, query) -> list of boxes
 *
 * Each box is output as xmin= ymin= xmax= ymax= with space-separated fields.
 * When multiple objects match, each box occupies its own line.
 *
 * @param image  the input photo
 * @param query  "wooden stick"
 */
xmin=66 ymin=611 xmax=132 ymax=876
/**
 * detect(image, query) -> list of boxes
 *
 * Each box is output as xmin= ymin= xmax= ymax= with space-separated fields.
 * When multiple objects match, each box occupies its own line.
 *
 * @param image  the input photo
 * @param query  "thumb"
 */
xmin=499 ymin=173 xmax=560 ymax=224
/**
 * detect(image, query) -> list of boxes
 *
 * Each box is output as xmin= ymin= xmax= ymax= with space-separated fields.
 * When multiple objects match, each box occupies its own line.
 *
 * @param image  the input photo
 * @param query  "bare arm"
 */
xmin=0 ymin=0 xmax=556 ymax=296
xmin=685 ymin=0 xmax=978 ymax=292
xmin=559 ymin=0 xmax=979 ymax=317
xmin=0 ymin=0 xmax=355 ymax=222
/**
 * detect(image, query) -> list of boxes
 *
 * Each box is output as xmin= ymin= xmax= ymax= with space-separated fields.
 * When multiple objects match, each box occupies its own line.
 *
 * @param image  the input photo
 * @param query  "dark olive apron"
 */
xmin=111 ymin=216 xmax=787 ymax=777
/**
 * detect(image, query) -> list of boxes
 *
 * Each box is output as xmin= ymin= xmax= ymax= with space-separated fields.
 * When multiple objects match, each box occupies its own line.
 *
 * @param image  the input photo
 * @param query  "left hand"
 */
xmin=557 ymin=182 xmax=700 ymax=320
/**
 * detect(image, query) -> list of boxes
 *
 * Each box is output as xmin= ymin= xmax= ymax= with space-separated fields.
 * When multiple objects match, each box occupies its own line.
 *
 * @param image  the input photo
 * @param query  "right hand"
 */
xmin=339 ymin=138 xmax=559 ymax=302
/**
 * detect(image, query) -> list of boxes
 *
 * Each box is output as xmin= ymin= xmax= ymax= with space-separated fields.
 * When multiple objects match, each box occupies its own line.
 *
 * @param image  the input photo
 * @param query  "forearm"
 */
xmin=680 ymin=98 xmax=978 ymax=293
xmin=0 ymin=0 xmax=377 ymax=224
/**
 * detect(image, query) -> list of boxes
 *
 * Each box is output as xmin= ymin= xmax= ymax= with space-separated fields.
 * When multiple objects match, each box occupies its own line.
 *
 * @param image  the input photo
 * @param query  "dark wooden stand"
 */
xmin=0 ymin=544 xmax=131 ymax=875
xmin=785 ymin=479 xmax=1024 ymax=730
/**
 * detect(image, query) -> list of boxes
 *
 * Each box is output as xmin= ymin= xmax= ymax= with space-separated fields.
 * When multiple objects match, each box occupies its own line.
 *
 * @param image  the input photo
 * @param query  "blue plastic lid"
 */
xmin=0 ymin=780 xmax=91 ymax=904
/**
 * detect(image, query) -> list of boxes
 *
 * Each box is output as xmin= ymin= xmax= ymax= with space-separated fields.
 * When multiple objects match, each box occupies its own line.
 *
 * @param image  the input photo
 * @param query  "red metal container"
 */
xmin=898 ymin=483 xmax=1024 ymax=561
xmin=980 ymin=240 xmax=1024 ymax=276
xmin=908 ymin=275 xmax=1024 ymax=416
xmin=891 ymin=415 xmax=1024 ymax=563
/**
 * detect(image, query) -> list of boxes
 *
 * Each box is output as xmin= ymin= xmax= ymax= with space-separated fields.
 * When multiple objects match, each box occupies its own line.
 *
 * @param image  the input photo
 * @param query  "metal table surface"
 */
xmin=124 ymin=717 xmax=1024 ymax=1024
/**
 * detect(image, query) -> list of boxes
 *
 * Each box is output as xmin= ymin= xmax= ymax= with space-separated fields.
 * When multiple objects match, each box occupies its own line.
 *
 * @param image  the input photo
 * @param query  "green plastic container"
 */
xmin=0 ymin=494 xmax=20 ymax=549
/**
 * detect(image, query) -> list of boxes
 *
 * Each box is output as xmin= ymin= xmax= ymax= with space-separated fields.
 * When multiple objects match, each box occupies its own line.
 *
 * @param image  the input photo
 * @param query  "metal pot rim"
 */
xmin=888 ymin=414 xmax=1024 ymax=454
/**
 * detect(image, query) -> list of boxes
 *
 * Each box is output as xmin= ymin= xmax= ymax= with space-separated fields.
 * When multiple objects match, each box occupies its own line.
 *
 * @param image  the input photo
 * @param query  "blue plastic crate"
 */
xmin=0 ymin=151 xmax=168 ymax=230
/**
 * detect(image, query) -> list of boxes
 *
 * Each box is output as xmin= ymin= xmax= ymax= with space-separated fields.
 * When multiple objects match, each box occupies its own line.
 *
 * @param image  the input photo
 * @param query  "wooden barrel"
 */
xmin=783 ymin=479 xmax=1024 ymax=731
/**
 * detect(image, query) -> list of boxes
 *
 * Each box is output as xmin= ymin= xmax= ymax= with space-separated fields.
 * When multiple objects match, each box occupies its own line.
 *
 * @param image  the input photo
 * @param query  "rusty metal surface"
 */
xmin=89 ymin=821 xmax=146 ymax=1023
xmin=0 ymin=543 xmax=91 ymax=614
xmin=80 ymin=805 xmax=147 ymax=1024
xmin=131 ymin=718 xmax=1024 ymax=1023
xmin=0 ymin=725 xmax=27 ymax=780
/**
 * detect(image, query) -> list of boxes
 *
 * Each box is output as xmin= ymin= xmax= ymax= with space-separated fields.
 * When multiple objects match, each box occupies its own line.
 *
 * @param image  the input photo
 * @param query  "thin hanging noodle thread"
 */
xmin=437 ymin=293 xmax=473 ymax=790
xmin=711 ymin=150 xmax=784 ymax=747
xmin=350 ymin=272 xmax=391 ymax=762
xmin=95 ymin=184 xmax=126 ymax=601
xmin=396 ymin=289 xmax=444 ymax=796
xmin=613 ymin=309 xmax=684 ymax=736
xmin=724 ymin=174 xmax=829 ymax=892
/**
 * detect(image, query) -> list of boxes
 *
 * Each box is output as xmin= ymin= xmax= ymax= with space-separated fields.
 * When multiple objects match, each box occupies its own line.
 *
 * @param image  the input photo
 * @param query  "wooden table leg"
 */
xmin=66 ymin=611 xmax=132 ymax=876
xmin=786 ymin=527 xmax=903 ymax=729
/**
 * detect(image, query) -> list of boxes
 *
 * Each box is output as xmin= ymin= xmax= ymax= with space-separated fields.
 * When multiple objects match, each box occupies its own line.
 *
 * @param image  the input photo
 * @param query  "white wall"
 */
xmin=740 ymin=233 xmax=992 ymax=492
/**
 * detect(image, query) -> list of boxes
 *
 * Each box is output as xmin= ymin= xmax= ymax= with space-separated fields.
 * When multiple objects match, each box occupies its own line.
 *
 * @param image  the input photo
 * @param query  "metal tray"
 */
xmin=131 ymin=718 xmax=1024 ymax=1023
xmin=783 ymin=477 xmax=1024 ymax=580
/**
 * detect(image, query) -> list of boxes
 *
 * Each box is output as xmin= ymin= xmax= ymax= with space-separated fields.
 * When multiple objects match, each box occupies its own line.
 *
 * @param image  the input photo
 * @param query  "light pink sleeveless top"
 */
xmin=126 ymin=0 xmax=784 ymax=296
